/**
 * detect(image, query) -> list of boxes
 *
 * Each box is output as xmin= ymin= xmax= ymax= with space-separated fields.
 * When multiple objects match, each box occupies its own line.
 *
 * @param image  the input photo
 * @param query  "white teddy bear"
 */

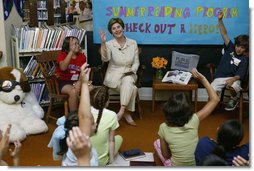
xmin=0 ymin=66 xmax=48 ymax=142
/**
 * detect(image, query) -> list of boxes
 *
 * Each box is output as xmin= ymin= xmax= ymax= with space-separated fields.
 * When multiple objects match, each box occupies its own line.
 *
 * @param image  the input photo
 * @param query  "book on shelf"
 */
xmin=162 ymin=70 xmax=192 ymax=85
xmin=162 ymin=51 xmax=200 ymax=85
xmin=119 ymin=149 xmax=146 ymax=161
xmin=12 ymin=23 xmax=87 ymax=52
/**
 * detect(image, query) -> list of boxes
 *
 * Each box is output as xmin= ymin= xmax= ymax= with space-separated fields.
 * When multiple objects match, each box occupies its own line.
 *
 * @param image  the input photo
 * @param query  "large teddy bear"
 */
xmin=0 ymin=66 xmax=48 ymax=142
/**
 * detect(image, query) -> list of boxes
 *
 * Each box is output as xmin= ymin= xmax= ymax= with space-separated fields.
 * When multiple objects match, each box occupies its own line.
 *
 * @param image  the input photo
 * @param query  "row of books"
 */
xmin=30 ymin=82 xmax=49 ymax=105
xmin=23 ymin=56 xmax=41 ymax=79
xmin=12 ymin=24 xmax=86 ymax=53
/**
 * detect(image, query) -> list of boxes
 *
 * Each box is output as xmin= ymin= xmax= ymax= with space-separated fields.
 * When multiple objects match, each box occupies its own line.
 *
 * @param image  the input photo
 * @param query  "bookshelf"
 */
xmin=22 ymin=0 xmax=66 ymax=27
xmin=11 ymin=24 xmax=87 ymax=106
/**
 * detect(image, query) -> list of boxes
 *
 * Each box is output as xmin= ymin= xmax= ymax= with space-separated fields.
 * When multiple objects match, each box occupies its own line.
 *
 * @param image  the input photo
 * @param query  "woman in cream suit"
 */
xmin=99 ymin=18 xmax=140 ymax=126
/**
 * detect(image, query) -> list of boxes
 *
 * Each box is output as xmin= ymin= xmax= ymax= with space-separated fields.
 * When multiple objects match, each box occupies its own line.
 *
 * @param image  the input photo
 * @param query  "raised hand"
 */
xmin=80 ymin=62 xmax=91 ymax=83
xmin=232 ymin=155 xmax=249 ymax=166
xmin=218 ymin=10 xmax=223 ymax=20
xmin=191 ymin=68 xmax=205 ymax=81
xmin=9 ymin=140 xmax=21 ymax=158
xmin=66 ymin=127 xmax=91 ymax=166
xmin=100 ymin=29 xmax=107 ymax=43
xmin=0 ymin=124 xmax=11 ymax=158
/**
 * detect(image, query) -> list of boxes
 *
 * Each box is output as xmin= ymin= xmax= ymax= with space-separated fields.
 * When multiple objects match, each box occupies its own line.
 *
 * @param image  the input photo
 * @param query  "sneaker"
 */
xmin=225 ymin=99 xmax=239 ymax=111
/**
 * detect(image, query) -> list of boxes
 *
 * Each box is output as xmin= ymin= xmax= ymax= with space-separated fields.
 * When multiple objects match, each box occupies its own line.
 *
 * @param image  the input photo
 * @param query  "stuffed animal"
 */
xmin=0 ymin=66 xmax=48 ymax=142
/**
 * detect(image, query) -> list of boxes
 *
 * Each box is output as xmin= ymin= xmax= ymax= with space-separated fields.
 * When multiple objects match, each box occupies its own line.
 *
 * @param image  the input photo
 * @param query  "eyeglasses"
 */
xmin=0 ymin=80 xmax=30 ymax=92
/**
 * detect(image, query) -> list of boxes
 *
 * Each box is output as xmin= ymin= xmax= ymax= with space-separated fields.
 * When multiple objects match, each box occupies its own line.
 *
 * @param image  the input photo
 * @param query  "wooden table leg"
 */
xmin=152 ymin=89 xmax=155 ymax=112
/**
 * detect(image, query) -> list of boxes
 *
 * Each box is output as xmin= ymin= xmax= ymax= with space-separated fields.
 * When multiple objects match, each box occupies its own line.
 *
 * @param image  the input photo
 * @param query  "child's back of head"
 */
xmin=163 ymin=92 xmax=192 ymax=127
xmin=58 ymin=111 xmax=79 ymax=155
xmin=214 ymin=119 xmax=243 ymax=158
xmin=90 ymin=86 xmax=109 ymax=133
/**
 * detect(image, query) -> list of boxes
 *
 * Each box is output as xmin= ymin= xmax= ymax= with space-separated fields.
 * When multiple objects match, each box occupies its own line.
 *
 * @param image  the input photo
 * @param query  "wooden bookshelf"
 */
xmin=11 ymin=24 xmax=87 ymax=105
xmin=22 ymin=0 xmax=66 ymax=27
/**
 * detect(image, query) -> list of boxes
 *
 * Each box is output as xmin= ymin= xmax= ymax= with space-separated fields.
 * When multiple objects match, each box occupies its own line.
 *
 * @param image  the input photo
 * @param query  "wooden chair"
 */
xmin=98 ymin=47 xmax=146 ymax=119
xmin=35 ymin=50 xmax=69 ymax=123
xmin=207 ymin=63 xmax=249 ymax=123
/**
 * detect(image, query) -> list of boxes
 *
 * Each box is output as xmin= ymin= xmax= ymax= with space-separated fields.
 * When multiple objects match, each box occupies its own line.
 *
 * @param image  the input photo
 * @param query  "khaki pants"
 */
xmin=111 ymin=75 xmax=137 ymax=112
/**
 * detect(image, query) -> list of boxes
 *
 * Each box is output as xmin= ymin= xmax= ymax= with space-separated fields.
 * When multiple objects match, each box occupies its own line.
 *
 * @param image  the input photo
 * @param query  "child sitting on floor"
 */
xmin=154 ymin=68 xmax=219 ymax=166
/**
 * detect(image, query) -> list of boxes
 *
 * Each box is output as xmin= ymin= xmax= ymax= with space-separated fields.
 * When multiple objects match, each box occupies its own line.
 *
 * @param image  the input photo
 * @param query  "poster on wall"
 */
xmin=92 ymin=0 xmax=249 ymax=45
xmin=3 ymin=0 xmax=13 ymax=20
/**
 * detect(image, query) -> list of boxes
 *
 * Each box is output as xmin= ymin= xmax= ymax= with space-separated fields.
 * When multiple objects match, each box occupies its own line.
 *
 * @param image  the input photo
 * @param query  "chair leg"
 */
xmin=239 ymin=92 xmax=243 ymax=123
xmin=219 ymin=88 xmax=226 ymax=107
xmin=46 ymin=100 xmax=53 ymax=123
xmin=136 ymin=93 xmax=142 ymax=119
xmin=64 ymin=101 xmax=69 ymax=117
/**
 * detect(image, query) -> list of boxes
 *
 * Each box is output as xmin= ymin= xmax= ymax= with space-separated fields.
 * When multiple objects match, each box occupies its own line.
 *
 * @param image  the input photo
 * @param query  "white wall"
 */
xmin=0 ymin=1 xmax=23 ymax=67
xmin=138 ymin=87 xmax=208 ymax=102
xmin=0 ymin=0 xmax=7 ymax=67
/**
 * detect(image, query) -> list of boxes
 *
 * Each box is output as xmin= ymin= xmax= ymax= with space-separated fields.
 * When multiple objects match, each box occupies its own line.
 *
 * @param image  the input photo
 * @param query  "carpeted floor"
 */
xmin=3 ymin=101 xmax=249 ymax=166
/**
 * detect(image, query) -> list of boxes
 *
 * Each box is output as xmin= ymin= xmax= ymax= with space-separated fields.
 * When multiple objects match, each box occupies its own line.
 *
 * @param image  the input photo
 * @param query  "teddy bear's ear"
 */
xmin=20 ymin=80 xmax=31 ymax=92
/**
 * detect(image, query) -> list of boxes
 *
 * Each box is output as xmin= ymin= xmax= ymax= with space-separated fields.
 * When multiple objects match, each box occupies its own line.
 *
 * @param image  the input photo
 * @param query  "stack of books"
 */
xmin=107 ymin=149 xmax=155 ymax=166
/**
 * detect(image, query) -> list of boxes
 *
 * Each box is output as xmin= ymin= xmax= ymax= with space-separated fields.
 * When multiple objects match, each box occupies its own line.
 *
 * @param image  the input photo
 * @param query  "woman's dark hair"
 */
xmin=61 ymin=36 xmax=79 ymax=53
xmin=163 ymin=92 xmax=192 ymax=127
xmin=107 ymin=18 xmax=124 ymax=34
xmin=58 ymin=111 xmax=79 ymax=155
xmin=90 ymin=85 xmax=109 ymax=133
xmin=201 ymin=154 xmax=228 ymax=166
xmin=234 ymin=34 xmax=249 ymax=52
xmin=213 ymin=119 xmax=243 ymax=158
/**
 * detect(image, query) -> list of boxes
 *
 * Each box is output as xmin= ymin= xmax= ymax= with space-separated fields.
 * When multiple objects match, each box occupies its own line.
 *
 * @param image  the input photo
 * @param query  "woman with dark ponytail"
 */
xmin=195 ymin=119 xmax=249 ymax=166
xmin=89 ymin=86 xmax=123 ymax=166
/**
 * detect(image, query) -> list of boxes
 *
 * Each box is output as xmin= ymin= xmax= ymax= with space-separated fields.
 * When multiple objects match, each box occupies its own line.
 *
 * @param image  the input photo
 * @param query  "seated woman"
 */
xmin=55 ymin=36 xmax=87 ymax=112
xmin=99 ymin=17 xmax=140 ymax=126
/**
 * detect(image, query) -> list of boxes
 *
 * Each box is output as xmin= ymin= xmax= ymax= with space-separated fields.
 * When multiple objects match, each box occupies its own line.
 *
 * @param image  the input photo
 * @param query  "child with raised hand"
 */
xmin=154 ymin=68 xmax=219 ymax=166
xmin=0 ymin=124 xmax=21 ymax=166
xmin=211 ymin=10 xmax=249 ymax=111
xmin=60 ymin=62 xmax=99 ymax=166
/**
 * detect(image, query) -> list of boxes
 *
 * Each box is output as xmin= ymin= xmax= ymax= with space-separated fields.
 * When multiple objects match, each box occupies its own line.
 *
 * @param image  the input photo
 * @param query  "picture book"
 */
xmin=161 ymin=51 xmax=199 ymax=85
xmin=162 ymin=70 xmax=192 ymax=85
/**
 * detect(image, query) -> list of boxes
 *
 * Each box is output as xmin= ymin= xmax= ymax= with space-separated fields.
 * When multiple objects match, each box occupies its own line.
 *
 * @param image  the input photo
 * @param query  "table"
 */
xmin=152 ymin=78 xmax=198 ymax=112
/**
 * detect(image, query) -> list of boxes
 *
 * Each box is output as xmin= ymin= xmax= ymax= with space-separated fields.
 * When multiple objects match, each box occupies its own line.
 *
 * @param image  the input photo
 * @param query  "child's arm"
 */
xmin=78 ymin=63 xmax=92 ymax=136
xmin=218 ymin=10 xmax=230 ymax=46
xmin=108 ymin=130 xmax=115 ymax=164
xmin=160 ymin=137 xmax=171 ymax=159
xmin=192 ymin=68 xmax=219 ymax=121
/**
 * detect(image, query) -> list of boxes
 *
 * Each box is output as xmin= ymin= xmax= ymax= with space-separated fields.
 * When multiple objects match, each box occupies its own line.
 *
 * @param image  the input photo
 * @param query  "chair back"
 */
xmin=35 ymin=50 xmax=61 ymax=96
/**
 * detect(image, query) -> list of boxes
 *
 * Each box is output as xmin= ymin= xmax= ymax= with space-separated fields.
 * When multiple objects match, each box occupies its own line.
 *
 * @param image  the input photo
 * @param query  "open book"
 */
xmin=162 ymin=51 xmax=199 ymax=85
xmin=162 ymin=70 xmax=192 ymax=85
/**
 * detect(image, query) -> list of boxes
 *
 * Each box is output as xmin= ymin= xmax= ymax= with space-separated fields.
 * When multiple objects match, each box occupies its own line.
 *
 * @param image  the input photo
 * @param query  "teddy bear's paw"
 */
xmin=9 ymin=126 xmax=27 ymax=142
xmin=32 ymin=106 xmax=45 ymax=118
xmin=22 ymin=119 xmax=48 ymax=134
